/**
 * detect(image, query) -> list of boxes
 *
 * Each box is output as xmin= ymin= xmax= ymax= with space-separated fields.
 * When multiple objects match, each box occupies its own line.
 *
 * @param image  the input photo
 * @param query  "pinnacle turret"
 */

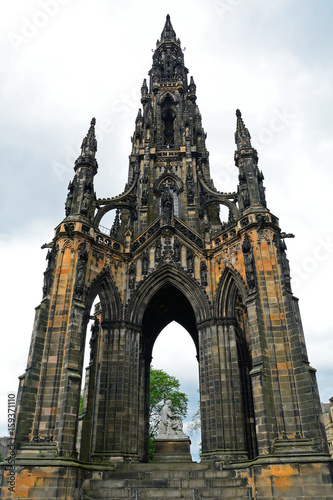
xmin=81 ymin=117 xmax=97 ymax=156
xmin=235 ymin=109 xmax=252 ymax=149
xmin=234 ymin=110 xmax=267 ymax=211
xmin=65 ymin=117 xmax=98 ymax=219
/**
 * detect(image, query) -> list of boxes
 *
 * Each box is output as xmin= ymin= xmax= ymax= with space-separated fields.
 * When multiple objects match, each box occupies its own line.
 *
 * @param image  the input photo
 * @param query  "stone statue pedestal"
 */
xmin=153 ymin=438 xmax=192 ymax=462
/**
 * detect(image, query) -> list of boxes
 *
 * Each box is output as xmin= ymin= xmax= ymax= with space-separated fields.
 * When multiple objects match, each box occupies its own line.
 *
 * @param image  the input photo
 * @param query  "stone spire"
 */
xmin=65 ymin=117 xmax=98 ymax=219
xmin=80 ymin=117 xmax=97 ymax=157
xmin=149 ymin=15 xmax=187 ymax=92
xmin=159 ymin=14 xmax=177 ymax=43
xmin=235 ymin=109 xmax=252 ymax=150
xmin=234 ymin=110 xmax=266 ymax=211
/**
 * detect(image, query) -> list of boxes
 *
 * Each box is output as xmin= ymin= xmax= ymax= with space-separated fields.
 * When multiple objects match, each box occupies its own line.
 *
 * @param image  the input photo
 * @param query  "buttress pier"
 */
xmin=1 ymin=15 xmax=333 ymax=500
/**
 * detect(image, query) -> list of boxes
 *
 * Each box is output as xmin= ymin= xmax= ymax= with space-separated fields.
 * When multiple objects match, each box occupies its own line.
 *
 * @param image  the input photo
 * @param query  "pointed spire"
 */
xmin=81 ymin=117 xmax=97 ymax=156
xmin=135 ymin=109 xmax=142 ymax=123
xmin=235 ymin=109 xmax=252 ymax=149
xmin=160 ymin=14 xmax=177 ymax=42
xmin=141 ymin=78 xmax=148 ymax=104
xmin=188 ymin=76 xmax=197 ymax=102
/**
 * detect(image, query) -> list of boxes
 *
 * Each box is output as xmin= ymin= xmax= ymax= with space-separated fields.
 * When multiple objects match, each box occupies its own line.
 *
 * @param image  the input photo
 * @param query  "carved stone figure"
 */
xmin=129 ymin=262 xmax=136 ymax=289
xmin=89 ymin=318 xmax=99 ymax=364
xmin=75 ymin=242 xmax=88 ymax=297
xmin=42 ymin=244 xmax=57 ymax=297
xmin=157 ymin=400 xmax=188 ymax=439
xmin=259 ymin=183 xmax=266 ymax=207
xmin=200 ymin=261 xmax=208 ymax=286
xmin=241 ymin=186 xmax=250 ymax=208
xmin=81 ymin=191 xmax=90 ymax=215
xmin=160 ymin=187 xmax=173 ymax=225
xmin=155 ymin=240 xmax=162 ymax=263
xmin=242 ymin=235 xmax=256 ymax=294
xmin=142 ymin=252 xmax=149 ymax=275
xmin=173 ymin=238 xmax=181 ymax=262
xmin=279 ymin=238 xmax=291 ymax=291
xmin=65 ymin=181 xmax=74 ymax=216
xmin=186 ymin=248 xmax=194 ymax=273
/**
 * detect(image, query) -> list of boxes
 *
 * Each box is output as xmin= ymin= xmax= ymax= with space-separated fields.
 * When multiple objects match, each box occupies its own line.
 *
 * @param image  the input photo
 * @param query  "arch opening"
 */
xmin=151 ymin=321 xmax=201 ymax=462
xmin=215 ymin=270 xmax=258 ymax=460
xmin=142 ymin=282 xmax=198 ymax=359
xmin=76 ymin=295 xmax=100 ymax=458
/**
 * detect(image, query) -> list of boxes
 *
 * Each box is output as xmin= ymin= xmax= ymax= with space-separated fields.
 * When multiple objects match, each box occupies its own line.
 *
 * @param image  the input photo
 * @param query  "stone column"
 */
xmin=91 ymin=322 xmax=143 ymax=461
xmin=198 ymin=320 xmax=248 ymax=461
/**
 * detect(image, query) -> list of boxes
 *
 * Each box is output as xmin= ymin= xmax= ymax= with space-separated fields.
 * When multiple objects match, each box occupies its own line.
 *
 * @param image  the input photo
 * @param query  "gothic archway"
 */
xmin=214 ymin=267 xmax=258 ymax=459
xmin=126 ymin=265 xmax=210 ymax=460
xmin=77 ymin=269 xmax=123 ymax=461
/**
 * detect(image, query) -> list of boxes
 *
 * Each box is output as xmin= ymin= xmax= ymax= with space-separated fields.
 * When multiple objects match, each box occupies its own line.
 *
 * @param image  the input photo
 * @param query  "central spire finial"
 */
xmin=160 ymin=14 xmax=177 ymax=42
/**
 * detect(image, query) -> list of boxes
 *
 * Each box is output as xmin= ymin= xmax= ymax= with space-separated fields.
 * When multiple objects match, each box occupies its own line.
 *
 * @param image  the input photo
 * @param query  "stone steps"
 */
xmin=82 ymin=461 xmax=249 ymax=500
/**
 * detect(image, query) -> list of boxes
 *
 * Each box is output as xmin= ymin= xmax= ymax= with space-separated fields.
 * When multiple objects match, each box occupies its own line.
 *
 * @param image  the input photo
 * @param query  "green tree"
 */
xmin=149 ymin=367 xmax=188 ymax=459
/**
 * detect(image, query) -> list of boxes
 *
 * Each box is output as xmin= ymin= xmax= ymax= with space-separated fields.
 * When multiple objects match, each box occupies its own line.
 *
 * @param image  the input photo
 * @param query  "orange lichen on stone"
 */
xmin=261 ymin=464 xmax=297 ymax=491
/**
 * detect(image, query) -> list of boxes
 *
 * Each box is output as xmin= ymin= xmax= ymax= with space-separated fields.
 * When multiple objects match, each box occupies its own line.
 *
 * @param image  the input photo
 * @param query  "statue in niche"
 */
xmin=161 ymin=187 xmax=173 ymax=225
xmin=259 ymin=183 xmax=266 ymax=207
xmin=200 ymin=261 xmax=208 ymax=286
xmin=155 ymin=240 xmax=162 ymax=264
xmin=142 ymin=252 xmax=149 ymax=275
xmin=187 ymin=166 xmax=195 ymax=204
xmin=81 ymin=191 xmax=90 ymax=215
xmin=75 ymin=242 xmax=88 ymax=297
xmin=42 ymin=244 xmax=58 ymax=297
xmin=242 ymin=235 xmax=256 ymax=294
xmin=174 ymin=238 xmax=181 ymax=262
xmin=186 ymin=248 xmax=194 ymax=273
xmin=65 ymin=180 xmax=74 ymax=216
xmin=279 ymin=238 xmax=292 ymax=292
xmin=241 ymin=186 xmax=250 ymax=208
xmin=157 ymin=400 xmax=188 ymax=439
xmin=89 ymin=318 xmax=99 ymax=364
xmin=129 ymin=262 xmax=136 ymax=289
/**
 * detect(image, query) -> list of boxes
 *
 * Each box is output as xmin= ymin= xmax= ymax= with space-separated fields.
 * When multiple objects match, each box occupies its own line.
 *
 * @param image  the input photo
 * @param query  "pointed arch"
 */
xmin=214 ymin=265 xmax=258 ymax=458
xmin=157 ymin=90 xmax=178 ymax=106
xmin=126 ymin=265 xmax=210 ymax=355
xmin=86 ymin=267 xmax=123 ymax=322
xmin=214 ymin=266 xmax=247 ymax=318
xmin=153 ymin=172 xmax=183 ymax=195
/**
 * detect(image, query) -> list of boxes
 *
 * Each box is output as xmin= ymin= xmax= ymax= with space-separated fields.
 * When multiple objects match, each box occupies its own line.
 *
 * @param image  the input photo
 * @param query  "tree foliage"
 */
xmin=149 ymin=367 xmax=188 ymax=439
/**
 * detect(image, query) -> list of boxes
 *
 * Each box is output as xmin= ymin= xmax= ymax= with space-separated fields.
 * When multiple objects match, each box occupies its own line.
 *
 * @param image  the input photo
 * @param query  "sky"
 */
xmin=1 ymin=0 xmax=333 ymax=462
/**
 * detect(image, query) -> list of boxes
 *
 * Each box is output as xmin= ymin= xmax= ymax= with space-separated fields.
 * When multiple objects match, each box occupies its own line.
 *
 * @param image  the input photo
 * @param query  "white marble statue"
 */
xmin=157 ymin=400 xmax=189 ymax=439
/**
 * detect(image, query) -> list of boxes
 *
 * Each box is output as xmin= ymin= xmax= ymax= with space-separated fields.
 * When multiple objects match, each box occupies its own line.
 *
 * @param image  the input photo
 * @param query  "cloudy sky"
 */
xmin=1 ymin=0 xmax=333 ymax=461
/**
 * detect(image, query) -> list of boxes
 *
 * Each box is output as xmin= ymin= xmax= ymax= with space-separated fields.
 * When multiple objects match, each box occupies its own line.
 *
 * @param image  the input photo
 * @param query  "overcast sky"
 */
xmin=1 ymin=0 xmax=333 ymax=462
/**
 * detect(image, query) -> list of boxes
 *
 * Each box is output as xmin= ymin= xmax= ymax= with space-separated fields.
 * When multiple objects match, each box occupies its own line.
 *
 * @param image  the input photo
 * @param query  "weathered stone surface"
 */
xmin=153 ymin=438 xmax=192 ymax=462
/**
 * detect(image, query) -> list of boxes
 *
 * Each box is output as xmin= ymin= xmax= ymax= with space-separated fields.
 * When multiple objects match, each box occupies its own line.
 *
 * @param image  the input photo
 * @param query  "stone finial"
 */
xmin=235 ymin=109 xmax=252 ymax=149
xmin=81 ymin=117 xmax=97 ymax=156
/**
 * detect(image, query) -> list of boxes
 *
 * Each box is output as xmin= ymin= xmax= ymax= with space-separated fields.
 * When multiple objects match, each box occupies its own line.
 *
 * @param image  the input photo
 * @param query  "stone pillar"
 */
xmin=91 ymin=322 xmax=143 ymax=461
xmin=199 ymin=320 xmax=248 ymax=461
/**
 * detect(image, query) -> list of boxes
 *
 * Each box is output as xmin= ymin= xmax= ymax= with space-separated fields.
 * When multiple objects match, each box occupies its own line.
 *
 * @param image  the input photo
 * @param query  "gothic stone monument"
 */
xmin=1 ymin=15 xmax=333 ymax=500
